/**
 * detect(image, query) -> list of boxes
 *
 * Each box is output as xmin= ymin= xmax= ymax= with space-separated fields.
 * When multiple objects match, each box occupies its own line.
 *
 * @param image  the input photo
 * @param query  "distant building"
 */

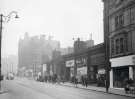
xmin=60 ymin=47 xmax=74 ymax=55
xmin=74 ymin=37 xmax=94 ymax=53
xmin=46 ymin=50 xmax=64 ymax=78
xmin=85 ymin=39 xmax=94 ymax=48
xmin=1 ymin=55 xmax=18 ymax=75
xmin=18 ymin=33 xmax=60 ymax=77
xmin=63 ymin=43 xmax=105 ymax=85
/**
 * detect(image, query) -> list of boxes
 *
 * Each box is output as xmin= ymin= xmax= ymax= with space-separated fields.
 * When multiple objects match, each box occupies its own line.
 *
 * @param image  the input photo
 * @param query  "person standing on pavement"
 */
xmin=84 ymin=75 xmax=88 ymax=88
xmin=81 ymin=76 xmax=84 ymax=86
xmin=74 ymin=76 xmax=78 ymax=87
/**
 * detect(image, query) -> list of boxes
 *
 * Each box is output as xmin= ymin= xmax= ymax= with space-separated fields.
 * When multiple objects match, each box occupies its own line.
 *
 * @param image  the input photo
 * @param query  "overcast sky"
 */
xmin=0 ymin=0 xmax=103 ymax=57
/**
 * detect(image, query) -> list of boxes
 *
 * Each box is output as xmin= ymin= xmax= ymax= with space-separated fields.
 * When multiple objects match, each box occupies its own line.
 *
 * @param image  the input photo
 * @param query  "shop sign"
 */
xmin=110 ymin=55 xmax=135 ymax=67
xmin=43 ymin=64 xmax=47 ymax=72
xmin=76 ymin=57 xmax=87 ymax=67
xmin=66 ymin=60 xmax=74 ymax=67
xmin=70 ymin=67 xmax=74 ymax=77
xmin=98 ymin=69 xmax=105 ymax=74
xmin=50 ymin=65 xmax=53 ymax=76
xmin=77 ymin=67 xmax=87 ymax=75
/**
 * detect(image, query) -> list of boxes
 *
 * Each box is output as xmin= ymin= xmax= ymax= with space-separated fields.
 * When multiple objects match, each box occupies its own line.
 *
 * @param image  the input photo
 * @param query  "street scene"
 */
xmin=1 ymin=0 xmax=135 ymax=99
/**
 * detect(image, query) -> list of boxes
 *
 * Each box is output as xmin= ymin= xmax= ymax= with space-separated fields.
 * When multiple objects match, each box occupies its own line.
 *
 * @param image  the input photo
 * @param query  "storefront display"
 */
xmin=110 ymin=55 xmax=135 ymax=88
xmin=77 ymin=67 xmax=87 ymax=82
xmin=113 ymin=66 xmax=129 ymax=88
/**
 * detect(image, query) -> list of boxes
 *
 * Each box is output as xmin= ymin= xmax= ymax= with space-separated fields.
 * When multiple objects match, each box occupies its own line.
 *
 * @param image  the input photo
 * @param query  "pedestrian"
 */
xmin=74 ymin=76 xmax=78 ymax=87
xmin=84 ymin=75 xmax=88 ymax=88
xmin=81 ymin=76 xmax=84 ymax=86
xmin=62 ymin=76 xmax=65 ymax=83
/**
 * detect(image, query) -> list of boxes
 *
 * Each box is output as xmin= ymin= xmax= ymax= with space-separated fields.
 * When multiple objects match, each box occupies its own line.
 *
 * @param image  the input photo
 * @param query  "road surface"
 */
xmin=0 ymin=78 xmax=134 ymax=99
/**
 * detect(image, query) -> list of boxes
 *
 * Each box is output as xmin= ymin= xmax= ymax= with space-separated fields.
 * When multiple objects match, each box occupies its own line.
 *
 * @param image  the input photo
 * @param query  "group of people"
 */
xmin=37 ymin=74 xmax=89 ymax=88
xmin=37 ymin=74 xmax=65 ymax=84
xmin=70 ymin=75 xmax=88 ymax=87
xmin=81 ymin=75 xmax=88 ymax=87
xmin=124 ymin=78 xmax=135 ymax=94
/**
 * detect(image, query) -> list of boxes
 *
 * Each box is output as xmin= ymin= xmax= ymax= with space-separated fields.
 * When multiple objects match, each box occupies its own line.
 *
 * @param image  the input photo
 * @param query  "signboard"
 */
xmin=77 ymin=67 xmax=87 ymax=75
xmin=110 ymin=55 xmax=135 ymax=67
xmin=66 ymin=60 xmax=74 ymax=67
xmin=76 ymin=57 xmax=87 ymax=67
xmin=50 ymin=65 xmax=53 ymax=76
xmin=98 ymin=69 xmax=105 ymax=74
xmin=70 ymin=67 xmax=74 ymax=77
xmin=43 ymin=64 xmax=47 ymax=72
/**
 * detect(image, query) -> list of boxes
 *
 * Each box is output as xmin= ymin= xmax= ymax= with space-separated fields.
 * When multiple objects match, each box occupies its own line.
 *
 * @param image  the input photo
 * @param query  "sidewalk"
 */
xmin=0 ymin=81 xmax=9 ymax=99
xmin=61 ymin=82 xmax=135 ymax=98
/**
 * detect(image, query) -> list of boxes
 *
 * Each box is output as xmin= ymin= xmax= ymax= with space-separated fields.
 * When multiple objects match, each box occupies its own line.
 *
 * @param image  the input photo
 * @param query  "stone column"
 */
xmin=129 ymin=66 xmax=133 ymax=79
xmin=110 ymin=69 xmax=113 ymax=88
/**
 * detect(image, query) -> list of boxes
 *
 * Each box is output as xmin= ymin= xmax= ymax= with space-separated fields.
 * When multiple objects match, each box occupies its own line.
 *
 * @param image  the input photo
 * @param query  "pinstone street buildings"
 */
xmin=102 ymin=0 xmax=135 ymax=88
xmin=18 ymin=33 xmax=60 ymax=78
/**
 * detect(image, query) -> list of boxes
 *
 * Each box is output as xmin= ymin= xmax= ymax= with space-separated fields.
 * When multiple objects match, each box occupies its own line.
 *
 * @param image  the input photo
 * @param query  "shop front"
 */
xmin=65 ymin=59 xmax=75 ymax=81
xmin=113 ymin=66 xmax=129 ymax=88
xmin=76 ymin=57 xmax=87 ymax=83
xmin=110 ymin=55 xmax=135 ymax=88
xmin=97 ymin=68 xmax=106 ymax=87
xmin=77 ymin=67 xmax=87 ymax=83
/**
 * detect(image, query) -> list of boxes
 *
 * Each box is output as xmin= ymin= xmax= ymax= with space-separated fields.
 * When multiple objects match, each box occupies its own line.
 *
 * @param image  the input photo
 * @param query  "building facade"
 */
xmin=87 ymin=43 xmax=105 ymax=86
xmin=103 ymin=0 xmax=135 ymax=88
xmin=18 ymin=33 xmax=60 ymax=77
xmin=63 ymin=43 xmax=105 ymax=85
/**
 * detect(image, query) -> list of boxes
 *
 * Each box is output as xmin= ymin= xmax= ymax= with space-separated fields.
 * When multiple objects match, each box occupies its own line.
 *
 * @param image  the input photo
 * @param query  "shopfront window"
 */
xmin=133 ymin=67 xmax=135 ymax=81
xmin=113 ymin=66 xmax=129 ymax=88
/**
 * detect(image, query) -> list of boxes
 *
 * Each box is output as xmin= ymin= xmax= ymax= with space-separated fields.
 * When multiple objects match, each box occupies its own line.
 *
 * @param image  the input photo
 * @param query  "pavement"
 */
xmin=60 ymin=82 xmax=135 ymax=98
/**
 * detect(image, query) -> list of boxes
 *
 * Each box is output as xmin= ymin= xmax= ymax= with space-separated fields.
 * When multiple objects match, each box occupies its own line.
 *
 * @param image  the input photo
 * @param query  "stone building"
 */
xmin=18 ymin=33 xmax=60 ymax=77
xmin=87 ymin=43 xmax=105 ymax=86
xmin=102 ymin=0 xmax=135 ymax=88
xmin=63 ymin=42 xmax=105 ymax=85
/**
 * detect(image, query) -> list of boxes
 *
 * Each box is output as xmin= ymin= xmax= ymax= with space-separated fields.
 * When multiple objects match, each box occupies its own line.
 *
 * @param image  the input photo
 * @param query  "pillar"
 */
xmin=129 ymin=66 xmax=133 ymax=79
xmin=110 ymin=69 xmax=113 ymax=88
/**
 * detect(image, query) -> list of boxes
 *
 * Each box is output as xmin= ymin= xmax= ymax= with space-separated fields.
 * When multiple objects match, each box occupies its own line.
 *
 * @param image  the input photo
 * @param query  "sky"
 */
xmin=0 ymin=0 xmax=104 ymax=57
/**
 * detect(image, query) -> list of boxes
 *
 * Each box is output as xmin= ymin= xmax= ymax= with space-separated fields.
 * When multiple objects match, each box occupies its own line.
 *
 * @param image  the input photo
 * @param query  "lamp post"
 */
xmin=0 ymin=11 xmax=19 ymax=91
xmin=103 ymin=0 xmax=111 ymax=93
xmin=73 ymin=38 xmax=77 ymax=79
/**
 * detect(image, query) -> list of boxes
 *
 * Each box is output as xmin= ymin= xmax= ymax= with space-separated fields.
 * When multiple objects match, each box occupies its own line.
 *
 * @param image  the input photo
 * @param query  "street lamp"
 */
xmin=0 ymin=11 xmax=19 ymax=91
xmin=103 ymin=0 xmax=111 ymax=93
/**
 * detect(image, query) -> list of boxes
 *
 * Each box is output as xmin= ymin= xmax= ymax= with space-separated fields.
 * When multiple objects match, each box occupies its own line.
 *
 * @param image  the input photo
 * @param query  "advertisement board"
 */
xmin=66 ymin=60 xmax=74 ymax=67
xmin=77 ymin=67 xmax=87 ymax=75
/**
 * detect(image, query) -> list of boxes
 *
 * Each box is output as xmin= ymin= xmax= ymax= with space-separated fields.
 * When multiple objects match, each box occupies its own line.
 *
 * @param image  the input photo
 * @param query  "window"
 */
xmin=120 ymin=38 xmax=124 ymax=53
xmin=131 ymin=7 xmax=135 ymax=24
xmin=115 ymin=14 xmax=124 ymax=29
xmin=119 ymin=14 xmax=124 ymax=26
xmin=115 ymin=39 xmax=119 ymax=54
xmin=115 ymin=16 xmax=119 ymax=29
xmin=111 ymin=39 xmax=114 ymax=55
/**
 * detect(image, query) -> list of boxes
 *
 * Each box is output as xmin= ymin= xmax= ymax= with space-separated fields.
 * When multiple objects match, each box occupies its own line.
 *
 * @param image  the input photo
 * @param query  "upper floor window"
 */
xmin=115 ymin=39 xmax=119 ymax=54
xmin=115 ymin=14 xmax=124 ymax=29
xmin=120 ymin=38 xmax=124 ymax=53
xmin=111 ymin=39 xmax=114 ymax=55
xmin=115 ymin=16 xmax=119 ymax=29
xmin=119 ymin=14 xmax=124 ymax=26
xmin=111 ymin=33 xmax=128 ymax=57
xmin=131 ymin=7 xmax=135 ymax=24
